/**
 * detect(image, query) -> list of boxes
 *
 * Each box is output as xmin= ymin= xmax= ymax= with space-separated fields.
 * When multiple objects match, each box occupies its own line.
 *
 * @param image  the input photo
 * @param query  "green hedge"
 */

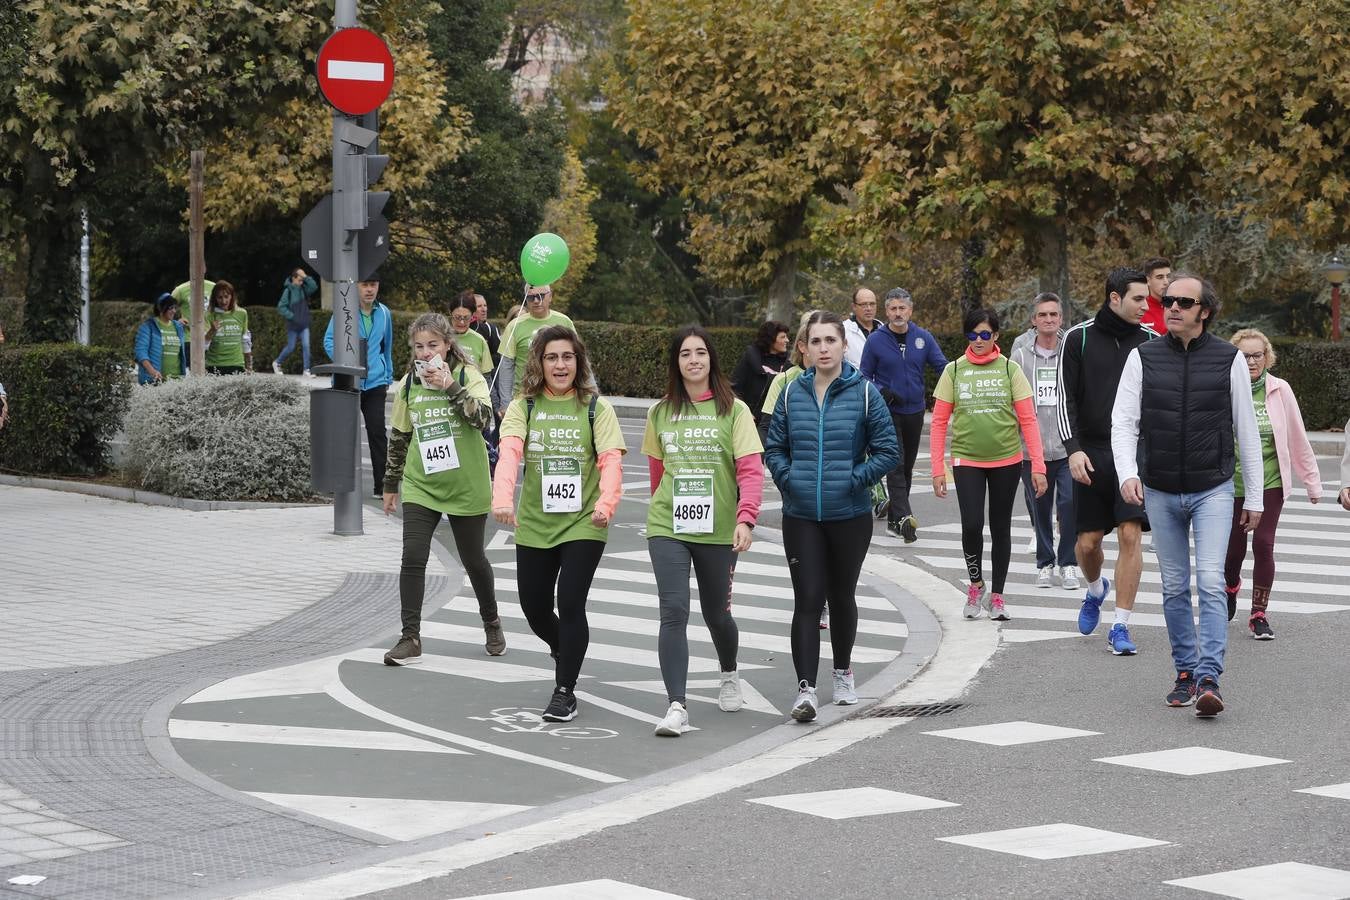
xmin=1268 ymin=338 xmax=1350 ymax=432
xmin=0 ymin=343 xmax=133 ymax=475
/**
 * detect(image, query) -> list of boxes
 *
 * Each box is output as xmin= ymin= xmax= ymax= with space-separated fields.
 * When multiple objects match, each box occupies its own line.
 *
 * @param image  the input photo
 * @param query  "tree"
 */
xmin=394 ymin=0 xmax=566 ymax=310
xmin=848 ymin=0 xmax=1191 ymax=306
xmin=1183 ymin=0 xmax=1350 ymax=251
xmin=610 ymin=0 xmax=868 ymax=324
xmin=538 ymin=147 xmax=598 ymax=302
xmin=184 ymin=26 xmax=470 ymax=232
xmin=0 ymin=0 xmax=337 ymax=340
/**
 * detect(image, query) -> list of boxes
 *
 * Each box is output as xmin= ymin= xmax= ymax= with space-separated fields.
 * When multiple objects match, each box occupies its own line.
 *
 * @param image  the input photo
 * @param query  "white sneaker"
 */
xmin=1024 ymin=535 xmax=1037 ymax=554
xmin=790 ymin=680 xmax=817 ymax=722
xmin=1036 ymin=566 xmax=1054 ymax=589
xmin=718 ymin=670 xmax=743 ymax=712
xmin=271 ymin=361 xmax=282 ymax=374
xmin=832 ymin=669 xmax=858 ymax=705
xmin=302 ymin=368 xmax=313 ymax=377
xmin=1060 ymin=565 xmax=1081 ymax=591
xmin=653 ymin=701 xmax=688 ymax=737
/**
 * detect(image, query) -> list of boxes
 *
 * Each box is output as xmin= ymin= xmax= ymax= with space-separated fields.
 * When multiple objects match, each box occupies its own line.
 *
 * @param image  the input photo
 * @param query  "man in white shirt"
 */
xmin=1111 ymin=272 xmax=1263 ymax=719
xmin=842 ymin=287 xmax=881 ymax=368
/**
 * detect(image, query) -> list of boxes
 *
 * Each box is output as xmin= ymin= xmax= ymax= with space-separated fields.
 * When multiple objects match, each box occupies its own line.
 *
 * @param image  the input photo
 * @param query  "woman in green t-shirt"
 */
xmin=491 ymin=325 xmax=627 ymax=723
xmin=929 ymin=308 xmax=1047 ymax=622
xmin=643 ymin=326 xmax=764 ymax=737
xmin=204 ymin=281 xmax=251 ymax=375
xmin=449 ymin=292 xmax=494 ymax=375
xmin=381 ymin=313 xmax=502 ymax=666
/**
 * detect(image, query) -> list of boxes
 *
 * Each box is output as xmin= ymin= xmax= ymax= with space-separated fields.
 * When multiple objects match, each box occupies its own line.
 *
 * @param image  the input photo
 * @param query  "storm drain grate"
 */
xmin=857 ymin=702 xmax=965 ymax=719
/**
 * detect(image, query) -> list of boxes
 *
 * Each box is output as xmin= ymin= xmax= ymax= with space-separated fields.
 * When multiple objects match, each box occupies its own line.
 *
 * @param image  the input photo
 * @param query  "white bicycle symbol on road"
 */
xmin=467 ymin=706 xmax=618 ymax=740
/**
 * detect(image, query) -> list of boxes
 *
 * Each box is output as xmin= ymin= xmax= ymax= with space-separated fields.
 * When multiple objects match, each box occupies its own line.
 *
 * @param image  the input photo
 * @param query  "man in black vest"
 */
xmin=1111 ymin=272 xmax=1263 ymax=718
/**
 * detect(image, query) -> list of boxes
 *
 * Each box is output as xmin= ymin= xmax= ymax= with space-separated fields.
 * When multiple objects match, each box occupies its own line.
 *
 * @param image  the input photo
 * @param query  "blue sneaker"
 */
xmin=1107 ymin=622 xmax=1137 ymax=655
xmin=1078 ymin=577 xmax=1110 ymax=634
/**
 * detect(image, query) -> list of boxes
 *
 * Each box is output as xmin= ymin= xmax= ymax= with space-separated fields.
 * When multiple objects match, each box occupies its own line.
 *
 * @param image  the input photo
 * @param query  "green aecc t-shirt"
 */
xmin=642 ymin=397 xmax=763 ymax=544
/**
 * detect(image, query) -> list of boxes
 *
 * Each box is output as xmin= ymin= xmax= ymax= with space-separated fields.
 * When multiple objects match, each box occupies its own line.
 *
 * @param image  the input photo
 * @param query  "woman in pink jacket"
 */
xmin=1223 ymin=329 xmax=1322 ymax=640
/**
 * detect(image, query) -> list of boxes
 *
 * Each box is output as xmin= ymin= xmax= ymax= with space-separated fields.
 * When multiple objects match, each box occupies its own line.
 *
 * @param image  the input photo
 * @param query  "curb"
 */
xmin=0 ymin=473 xmax=324 ymax=511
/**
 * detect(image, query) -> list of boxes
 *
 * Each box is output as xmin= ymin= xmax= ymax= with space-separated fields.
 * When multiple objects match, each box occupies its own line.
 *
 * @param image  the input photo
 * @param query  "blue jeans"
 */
xmin=1022 ymin=457 xmax=1076 ymax=568
xmin=1145 ymin=481 xmax=1235 ymax=682
xmin=276 ymin=326 xmax=311 ymax=370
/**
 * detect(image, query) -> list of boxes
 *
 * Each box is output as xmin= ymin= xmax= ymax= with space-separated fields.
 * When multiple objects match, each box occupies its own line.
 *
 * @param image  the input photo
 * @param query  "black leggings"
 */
xmin=952 ymin=463 xmax=1022 ymax=594
xmin=886 ymin=410 xmax=926 ymax=520
xmin=399 ymin=504 xmax=496 ymax=637
xmin=515 ymin=540 xmax=606 ymax=690
xmin=782 ymin=513 xmax=873 ymax=687
xmin=361 ymin=386 xmax=389 ymax=493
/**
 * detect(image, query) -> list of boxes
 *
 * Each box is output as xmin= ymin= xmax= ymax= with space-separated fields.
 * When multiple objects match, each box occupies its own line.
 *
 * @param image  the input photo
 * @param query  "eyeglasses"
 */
xmin=1242 ymin=351 xmax=1266 ymax=362
xmin=965 ymin=330 xmax=994 ymax=341
xmin=526 ymin=292 xmax=550 ymax=302
xmin=450 ymin=315 xmax=472 ymax=324
xmin=1161 ymin=295 xmax=1201 ymax=310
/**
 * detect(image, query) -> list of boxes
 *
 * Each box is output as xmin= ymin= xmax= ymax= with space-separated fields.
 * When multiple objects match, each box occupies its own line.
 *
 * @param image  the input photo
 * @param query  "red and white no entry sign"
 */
xmin=316 ymin=27 xmax=395 ymax=116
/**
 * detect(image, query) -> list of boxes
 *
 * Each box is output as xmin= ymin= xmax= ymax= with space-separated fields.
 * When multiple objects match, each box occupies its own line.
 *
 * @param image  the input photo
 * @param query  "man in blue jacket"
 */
xmin=860 ymin=288 xmax=949 ymax=542
xmin=324 ymin=276 xmax=395 ymax=497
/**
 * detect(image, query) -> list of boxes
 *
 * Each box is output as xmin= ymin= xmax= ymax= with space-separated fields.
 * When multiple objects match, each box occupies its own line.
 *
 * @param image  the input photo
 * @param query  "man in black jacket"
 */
xmin=1111 ymin=272 xmax=1263 ymax=717
xmin=1057 ymin=268 xmax=1155 ymax=655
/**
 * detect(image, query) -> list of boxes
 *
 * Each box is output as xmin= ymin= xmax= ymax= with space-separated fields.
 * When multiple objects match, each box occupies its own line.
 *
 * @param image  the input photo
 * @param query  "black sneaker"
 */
xmin=1195 ymin=677 xmax=1224 ymax=717
xmin=541 ymin=687 xmax=577 ymax=722
xmin=898 ymin=515 xmax=918 ymax=543
xmin=383 ymin=635 xmax=422 ymax=666
xmin=1165 ymin=671 xmax=1196 ymax=707
xmin=1249 ymin=612 xmax=1275 ymax=641
xmin=886 ymin=520 xmax=904 ymax=539
xmin=1225 ymin=582 xmax=1241 ymax=621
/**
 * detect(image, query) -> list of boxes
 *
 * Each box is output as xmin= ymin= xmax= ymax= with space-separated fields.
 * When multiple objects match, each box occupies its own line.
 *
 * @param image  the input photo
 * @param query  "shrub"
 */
xmin=0 ymin=296 xmax=23 ymax=340
xmin=1268 ymin=338 xmax=1350 ymax=431
xmin=573 ymin=322 xmax=758 ymax=397
xmin=0 ymin=343 xmax=132 ymax=475
xmin=121 ymin=375 xmax=318 ymax=501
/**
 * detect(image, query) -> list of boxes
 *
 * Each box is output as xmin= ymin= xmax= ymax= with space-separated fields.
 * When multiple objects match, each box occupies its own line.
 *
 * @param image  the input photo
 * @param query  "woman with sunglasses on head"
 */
xmin=1221 ymin=328 xmax=1322 ymax=639
xmin=489 ymin=285 xmax=575 ymax=417
xmin=492 ymin=325 xmax=626 ymax=722
xmin=382 ymin=313 xmax=504 ymax=665
xmin=930 ymin=308 xmax=1047 ymax=621
xmin=644 ymin=326 xmax=764 ymax=736
xmin=765 ymin=311 xmax=899 ymax=723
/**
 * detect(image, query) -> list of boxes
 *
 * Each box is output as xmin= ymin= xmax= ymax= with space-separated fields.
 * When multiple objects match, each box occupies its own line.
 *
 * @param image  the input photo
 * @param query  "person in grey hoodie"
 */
xmin=1010 ymin=292 xmax=1077 ymax=589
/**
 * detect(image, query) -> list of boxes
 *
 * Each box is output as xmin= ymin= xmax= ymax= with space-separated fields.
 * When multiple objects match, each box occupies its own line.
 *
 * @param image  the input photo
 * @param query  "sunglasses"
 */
xmin=1161 ymin=295 xmax=1201 ymax=310
xmin=526 ymin=292 xmax=550 ymax=302
xmin=965 ymin=330 xmax=994 ymax=341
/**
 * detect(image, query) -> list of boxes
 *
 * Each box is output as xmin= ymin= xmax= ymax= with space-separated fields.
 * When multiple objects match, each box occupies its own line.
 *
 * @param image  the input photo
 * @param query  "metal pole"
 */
xmin=1333 ymin=283 xmax=1342 ymax=342
xmin=331 ymin=0 xmax=363 ymax=535
xmin=77 ymin=206 xmax=90 ymax=345
xmin=189 ymin=151 xmax=206 ymax=376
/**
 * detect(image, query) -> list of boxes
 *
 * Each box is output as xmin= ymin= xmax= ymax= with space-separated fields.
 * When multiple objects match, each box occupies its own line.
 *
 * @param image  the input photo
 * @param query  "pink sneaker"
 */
xmin=963 ymin=583 xmax=987 ymax=619
xmin=988 ymin=593 xmax=1010 ymax=621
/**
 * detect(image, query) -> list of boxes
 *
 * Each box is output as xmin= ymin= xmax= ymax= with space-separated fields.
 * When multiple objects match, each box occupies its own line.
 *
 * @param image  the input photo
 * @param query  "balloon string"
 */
xmin=486 ymin=283 xmax=531 ymax=397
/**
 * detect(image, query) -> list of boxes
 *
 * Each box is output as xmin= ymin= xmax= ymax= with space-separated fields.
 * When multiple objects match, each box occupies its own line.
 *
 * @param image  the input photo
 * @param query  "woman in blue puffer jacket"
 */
xmin=765 ymin=310 xmax=899 ymax=723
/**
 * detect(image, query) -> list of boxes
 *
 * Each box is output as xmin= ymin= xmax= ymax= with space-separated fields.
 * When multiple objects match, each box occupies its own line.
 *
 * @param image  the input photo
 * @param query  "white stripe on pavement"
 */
xmin=168 ymin=721 xmax=467 ymax=755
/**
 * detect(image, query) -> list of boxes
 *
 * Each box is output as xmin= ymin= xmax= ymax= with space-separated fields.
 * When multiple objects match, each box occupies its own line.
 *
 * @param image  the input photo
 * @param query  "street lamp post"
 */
xmin=1324 ymin=254 xmax=1347 ymax=341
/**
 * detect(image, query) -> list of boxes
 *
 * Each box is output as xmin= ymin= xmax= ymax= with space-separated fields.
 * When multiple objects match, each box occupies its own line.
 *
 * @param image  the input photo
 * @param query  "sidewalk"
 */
xmin=0 ymin=485 xmax=449 ymax=896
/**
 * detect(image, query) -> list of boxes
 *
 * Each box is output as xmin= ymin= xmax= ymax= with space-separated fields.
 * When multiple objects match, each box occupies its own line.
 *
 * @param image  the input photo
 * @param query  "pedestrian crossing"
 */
xmin=890 ymin=493 xmax=1350 ymax=640
xmin=166 ymin=516 xmax=910 ymax=842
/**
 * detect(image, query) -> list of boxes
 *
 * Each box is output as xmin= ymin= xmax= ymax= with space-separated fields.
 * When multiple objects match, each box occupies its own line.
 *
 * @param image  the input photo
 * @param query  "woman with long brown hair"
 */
xmin=204 ymin=280 xmax=251 ymax=374
xmin=642 ymin=325 xmax=764 ymax=736
xmin=491 ymin=325 xmax=627 ymax=722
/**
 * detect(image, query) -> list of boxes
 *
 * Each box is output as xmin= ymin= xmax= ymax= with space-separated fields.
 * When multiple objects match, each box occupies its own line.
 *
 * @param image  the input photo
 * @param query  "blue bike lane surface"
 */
xmin=160 ymin=411 xmax=933 ymax=871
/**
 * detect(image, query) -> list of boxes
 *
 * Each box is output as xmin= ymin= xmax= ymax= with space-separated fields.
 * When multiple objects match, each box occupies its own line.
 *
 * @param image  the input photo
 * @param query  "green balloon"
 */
xmin=520 ymin=232 xmax=571 ymax=286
